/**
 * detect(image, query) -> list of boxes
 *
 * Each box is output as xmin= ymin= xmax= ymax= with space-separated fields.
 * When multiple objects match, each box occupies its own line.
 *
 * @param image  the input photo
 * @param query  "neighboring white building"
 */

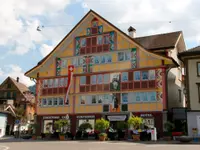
xmin=179 ymin=46 xmax=200 ymax=136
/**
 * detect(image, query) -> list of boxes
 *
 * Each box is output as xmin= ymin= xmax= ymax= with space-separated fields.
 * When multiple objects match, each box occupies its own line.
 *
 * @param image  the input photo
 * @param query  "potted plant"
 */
xmin=128 ymin=116 xmax=143 ymax=141
xmin=28 ymin=123 xmax=38 ymax=140
xmin=54 ymin=119 xmax=69 ymax=140
xmin=79 ymin=122 xmax=93 ymax=139
xmin=117 ymin=122 xmax=128 ymax=140
xmin=95 ymin=118 xmax=109 ymax=141
xmin=163 ymin=121 xmax=175 ymax=141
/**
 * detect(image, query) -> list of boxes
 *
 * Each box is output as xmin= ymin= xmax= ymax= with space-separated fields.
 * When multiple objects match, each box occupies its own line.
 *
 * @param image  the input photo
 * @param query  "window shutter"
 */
xmin=92 ymin=37 xmax=97 ymax=46
xmin=128 ymin=72 xmax=133 ymax=81
xmin=86 ymin=38 xmax=91 ymax=47
xmin=86 ymin=76 xmax=90 ymax=84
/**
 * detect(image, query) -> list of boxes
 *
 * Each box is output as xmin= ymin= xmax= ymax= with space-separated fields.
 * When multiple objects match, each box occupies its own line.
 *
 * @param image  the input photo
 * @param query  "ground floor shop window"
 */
xmin=76 ymin=119 xmax=95 ymax=132
xmin=43 ymin=120 xmax=53 ymax=133
xmin=143 ymin=118 xmax=155 ymax=128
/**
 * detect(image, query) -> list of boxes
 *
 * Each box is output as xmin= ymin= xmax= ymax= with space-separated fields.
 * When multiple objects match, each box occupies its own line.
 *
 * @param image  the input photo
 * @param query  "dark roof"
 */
xmin=178 ymin=45 xmax=200 ymax=57
xmin=9 ymin=77 xmax=29 ymax=94
xmin=135 ymin=31 xmax=182 ymax=50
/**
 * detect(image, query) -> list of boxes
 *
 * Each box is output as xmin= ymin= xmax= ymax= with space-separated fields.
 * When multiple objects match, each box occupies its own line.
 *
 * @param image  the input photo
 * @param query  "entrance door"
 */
xmin=6 ymin=125 xmax=10 ymax=135
xmin=197 ymin=116 xmax=200 ymax=135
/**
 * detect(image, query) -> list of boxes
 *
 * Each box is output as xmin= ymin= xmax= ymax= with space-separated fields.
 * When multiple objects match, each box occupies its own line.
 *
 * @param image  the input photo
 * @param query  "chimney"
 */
xmin=128 ymin=26 xmax=136 ymax=38
xmin=16 ymin=77 xmax=19 ymax=82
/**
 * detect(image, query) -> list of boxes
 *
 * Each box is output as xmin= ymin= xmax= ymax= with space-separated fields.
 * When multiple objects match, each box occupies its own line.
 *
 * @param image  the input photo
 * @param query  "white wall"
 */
xmin=167 ymin=47 xmax=185 ymax=109
xmin=188 ymin=59 xmax=200 ymax=110
xmin=187 ymin=112 xmax=200 ymax=136
xmin=0 ymin=113 xmax=7 ymax=138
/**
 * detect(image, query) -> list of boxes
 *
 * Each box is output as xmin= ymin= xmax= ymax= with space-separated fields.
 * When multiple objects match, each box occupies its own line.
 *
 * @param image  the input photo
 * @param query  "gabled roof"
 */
xmin=135 ymin=31 xmax=182 ymax=50
xmin=25 ymin=9 xmax=174 ymax=77
xmin=178 ymin=45 xmax=200 ymax=58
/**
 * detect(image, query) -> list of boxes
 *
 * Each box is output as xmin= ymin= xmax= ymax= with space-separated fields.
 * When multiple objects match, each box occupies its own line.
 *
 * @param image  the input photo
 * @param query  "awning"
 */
xmin=107 ymin=115 xmax=126 ymax=121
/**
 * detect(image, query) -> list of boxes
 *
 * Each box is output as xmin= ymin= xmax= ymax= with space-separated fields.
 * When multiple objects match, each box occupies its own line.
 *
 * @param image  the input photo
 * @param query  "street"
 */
xmin=0 ymin=141 xmax=199 ymax=150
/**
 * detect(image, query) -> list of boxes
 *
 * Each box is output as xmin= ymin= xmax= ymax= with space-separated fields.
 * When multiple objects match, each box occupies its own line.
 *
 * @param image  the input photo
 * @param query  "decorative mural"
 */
xmin=156 ymin=69 xmax=163 ymax=102
xmin=109 ymin=31 xmax=115 ymax=51
xmin=110 ymin=73 xmax=120 ymax=91
xmin=83 ymin=56 xmax=93 ymax=73
xmin=131 ymin=48 xmax=137 ymax=68
xmin=37 ymin=80 xmax=42 ymax=107
xmin=56 ymin=58 xmax=61 ymax=76
xmin=75 ymin=37 xmax=81 ymax=56
xmin=98 ymin=25 xmax=103 ymax=34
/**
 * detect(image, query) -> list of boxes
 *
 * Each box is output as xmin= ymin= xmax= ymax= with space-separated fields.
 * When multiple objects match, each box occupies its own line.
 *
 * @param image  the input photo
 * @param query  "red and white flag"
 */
xmin=64 ymin=65 xmax=74 ymax=104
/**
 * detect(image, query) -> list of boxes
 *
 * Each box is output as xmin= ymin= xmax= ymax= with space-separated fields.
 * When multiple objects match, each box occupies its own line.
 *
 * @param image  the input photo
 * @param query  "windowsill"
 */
xmin=40 ymin=105 xmax=70 ymax=108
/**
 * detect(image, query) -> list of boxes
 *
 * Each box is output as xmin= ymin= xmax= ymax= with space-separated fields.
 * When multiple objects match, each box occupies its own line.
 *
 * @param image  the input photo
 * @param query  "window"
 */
xmin=97 ymin=36 xmax=103 ymax=45
xmin=148 ymin=92 xmax=157 ymax=102
xmin=7 ymin=92 xmax=11 ymax=98
xmin=61 ymin=59 xmax=67 ymax=68
xmin=95 ymin=56 xmax=100 ymax=64
xmin=48 ymin=79 xmax=53 ymax=88
xmin=121 ymin=93 xmax=128 ymax=104
xmin=91 ymin=75 xmax=97 ymax=85
xmin=97 ymin=95 xmax=104 ymax=104
xmin=80 ymin=76 xmax=86 ymax=85
xmin=125 ymin=52 xmax=131 ymax=60
xmin=13 ymin=92 xmax=16 ymax=98
xmin=103 ymin=105 xmax=109 ymax=112
xmin=149 ymin=70 xmax=155 ymax=80
xmin=72 ymin=58 xmax=78 ymax=67
xmin=81 ymin=38 xmax=86 ymax=47
xmin=103 ymin=35 xmax=110 ymax=44
xmin=53 ymin=98 xmax=58 ymax=106
xmin=142 ymin=71 xmax=148 ymax=80
xmin=43 ymin=80 xmax=48 ymax=88
xmin=101 ymin=56 xmax=106 ymax=64
xmin=79 ymin=57 xmax=84 ymax=66
xmin=105 ymin=55 xmax=112 ymax=63
xmin=104 ymin=74 xmax=110 ymax=83
xmin=54 ymin=79 xmax=59 ymax=87
xmin=80 ymin=96 xmax=86 ymax=104
xmin=134 ymin=71 xmax=140 ymax=81
xmin=42 ymin=98 xmax=47 ymax=106
xmin=65 ymin=77 xmax=68 ymax=86
xmin=7 ymin=84 xmax=11 ymax=88
xmin=198 ymin=84 xmax=200 ymax=103
xmin=135 ymin=92 xmax=141 ymax=102
xmin=59 ymin=98 xmax=64 ymax=105
xmin=97 ymin=75 xmax=103 ymax=84
xmin=59 ymin=78 xmax=65 ymax=87
xmin=178 ymin=89 xmax=182 ymax=103
xmin=122 ymin=72 xmax=128 ymax=82
xmin=118 ymin=52 xmax=124 ymax=61
xmin=197 ymin=62 xmax=200 ymax=76
xmin=10 ymin=92 xmax=13 ymax=98
xmin=142 ymin=92 xmax=148 ymax=102
xmin=118 ymin=52 xmax=131 ymax=62
xmin=47 ymin=98 xmax=53 ymax=106
xmin=103 ymin=94 xmax=112 ymax=104
xmin=4 ymin=92 xmax=7 ymax=98
xmin=92 ymin=95 xmax=97 ymax=104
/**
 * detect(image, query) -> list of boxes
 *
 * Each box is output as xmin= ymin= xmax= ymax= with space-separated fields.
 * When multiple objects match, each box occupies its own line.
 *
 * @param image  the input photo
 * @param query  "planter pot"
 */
xmin=132 ymin=135 xmax=140 ymax=141
xmin=163 ymin=136 xmax=172 ymax=141
xmin=59 ymin=135 xmax=65 ymax=141
xmin=32 ymin=135 xmax=37 ymax=140
xmin=99 ymin=135 xmax=106 ymax=141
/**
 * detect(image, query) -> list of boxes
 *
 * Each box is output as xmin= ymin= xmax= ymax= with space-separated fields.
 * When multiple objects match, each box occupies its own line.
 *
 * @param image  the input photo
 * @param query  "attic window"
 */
xmin=91 ymin=18 xmax=98 ymax=34
xmin=91 ymin=18 xmax=98 ymax=27
xmin=7 ymin=84 xmax=11 ymax=89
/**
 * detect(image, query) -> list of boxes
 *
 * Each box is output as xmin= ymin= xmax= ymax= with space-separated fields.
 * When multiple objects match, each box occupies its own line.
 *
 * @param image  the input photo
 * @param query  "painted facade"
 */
xmin=25 ymin=10 xmax=183 ymax=136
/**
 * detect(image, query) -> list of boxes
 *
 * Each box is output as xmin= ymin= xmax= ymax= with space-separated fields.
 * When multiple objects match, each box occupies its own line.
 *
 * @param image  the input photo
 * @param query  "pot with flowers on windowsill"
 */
xmin=128 ymin=116 xmax=143 ymax=141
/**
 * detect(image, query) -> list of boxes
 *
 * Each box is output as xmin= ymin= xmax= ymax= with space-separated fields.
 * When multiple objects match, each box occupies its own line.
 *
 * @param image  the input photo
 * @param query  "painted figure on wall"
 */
xmin=110 ymin=73 xmax=120 ymax=91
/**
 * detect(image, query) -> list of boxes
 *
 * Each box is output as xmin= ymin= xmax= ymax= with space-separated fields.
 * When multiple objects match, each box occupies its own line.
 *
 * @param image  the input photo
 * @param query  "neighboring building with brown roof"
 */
xmin=178 ymin=46 xmax=200 ymax=136
xmin=0 ymin=77 xmax=35 ymax=135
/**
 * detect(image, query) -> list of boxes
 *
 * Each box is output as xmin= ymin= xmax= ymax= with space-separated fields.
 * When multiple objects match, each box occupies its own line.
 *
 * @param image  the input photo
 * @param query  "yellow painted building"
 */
xmin=25 ymin=10 xmax=184 ymax=136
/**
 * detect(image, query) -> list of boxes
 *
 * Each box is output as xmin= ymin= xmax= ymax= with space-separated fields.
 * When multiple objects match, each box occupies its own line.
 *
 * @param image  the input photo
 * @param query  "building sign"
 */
xmin=43 ymin=116 xmax=70 ymax=120
xmin=76 ymin=115 xmax=95 ymax=119
xmin=140 ymin=114 xmax=153 ymax=117
xmin=107 ymin=115 xmax=126 ymax=121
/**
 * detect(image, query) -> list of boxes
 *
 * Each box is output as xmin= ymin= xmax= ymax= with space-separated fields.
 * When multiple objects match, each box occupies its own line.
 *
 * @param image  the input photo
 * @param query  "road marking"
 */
xmin=0 ymin=145 xmax=9 ymax=150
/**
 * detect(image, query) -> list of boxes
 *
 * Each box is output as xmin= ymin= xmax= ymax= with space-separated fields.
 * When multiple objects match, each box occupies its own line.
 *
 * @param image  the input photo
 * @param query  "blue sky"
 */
xmin=0 ymin=0 xmax=200 ymax=86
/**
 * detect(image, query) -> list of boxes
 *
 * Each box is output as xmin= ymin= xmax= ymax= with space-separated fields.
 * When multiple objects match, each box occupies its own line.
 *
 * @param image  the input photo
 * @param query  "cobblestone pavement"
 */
xmin=0 ymin=140 xmax=200 ymax=150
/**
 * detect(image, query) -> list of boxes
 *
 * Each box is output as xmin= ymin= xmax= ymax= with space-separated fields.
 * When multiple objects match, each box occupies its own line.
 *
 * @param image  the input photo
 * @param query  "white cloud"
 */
xmin=0 ymin=65 xmax=34 ymax=86
xmin=82 ymin=0 xmax=200 ymax=48
xmin=40 ymin=44 xmax=54 ymax=57
xmin=0 ymin=0 xmax=72 ymax=56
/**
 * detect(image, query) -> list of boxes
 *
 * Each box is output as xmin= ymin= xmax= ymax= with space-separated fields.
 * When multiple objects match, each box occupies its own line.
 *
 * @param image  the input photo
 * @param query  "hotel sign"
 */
xmin=43 ymin=115 xmax=70 ymax=120
xmin=140 ymin=114 xmax=153 ymax=117
xmin=76 ymin=115 xmax=95 ymax=119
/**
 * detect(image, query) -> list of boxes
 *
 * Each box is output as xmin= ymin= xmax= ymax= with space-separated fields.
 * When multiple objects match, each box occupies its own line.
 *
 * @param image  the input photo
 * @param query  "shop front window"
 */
xmin=43 ymin=120 xmax=53 ymax=133
xmin=59 ymin=98 xmax=64 ymax=106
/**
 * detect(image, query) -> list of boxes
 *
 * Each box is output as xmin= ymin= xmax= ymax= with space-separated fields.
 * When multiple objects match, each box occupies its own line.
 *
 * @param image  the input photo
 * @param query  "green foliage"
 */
xmin=79 ymin=122 xmax=92 ymax=131
xmin=54 ymin=119 xmax=69 ymax=134
xmin=128 ymin=116 xmax=143 ymax=129
xmin=95 ymin=118 xmax=110 ymax=133
xmin=28 ymin=123 xmax=38 ymax=134
xmin=164 ymin=121 xmax=175 ymax=132
xmin=15 ymin=107 xmax=26 ymax=120
xmin=117 ymin=122 xmax=128 ymax=130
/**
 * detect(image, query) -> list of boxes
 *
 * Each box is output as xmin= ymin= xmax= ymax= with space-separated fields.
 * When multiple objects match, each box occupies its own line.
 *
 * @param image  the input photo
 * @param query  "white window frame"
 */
xmin=53 ymin=98 xmax=58 ymax=106
xmin=91 ymin=75 xmax=97 ymax=85
xmin=121 ymin=93 xmax=128 ymax=104
xmin=121 ymin=72 xmax=128 ymax=82
xmin=134 ymin=71 xmax=141 ymax=81
xmin=58 ymin=97 xmax=64 ymax=106
xmin=47 ymin=98 xmax=53 ymax=106
xmin=80 ymin=76 xmax=86 ymax=85
xmin=42 ymin=98 xmax=47 ymax=106
xmin=141 ymin=71 xmax=149 ymax=81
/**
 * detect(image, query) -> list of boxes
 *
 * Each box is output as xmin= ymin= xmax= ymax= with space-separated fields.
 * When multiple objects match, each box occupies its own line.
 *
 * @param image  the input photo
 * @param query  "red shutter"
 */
xmin=91 ymin=27 xmax=98 ymax=34
xmin=97 ymin=46 xmax=102 ymax=53
xmin=86 ymin=38 xmax=91 ymax=47
xmin=128 ymin=72 xmax=133 ymax=81
xmin=92 ymin=37 xmax=97 ymax=46
xmin=86 ymin=76 xmax=90 ymax=85
xmin=103 ymin=44 xmax=109 ymax=52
